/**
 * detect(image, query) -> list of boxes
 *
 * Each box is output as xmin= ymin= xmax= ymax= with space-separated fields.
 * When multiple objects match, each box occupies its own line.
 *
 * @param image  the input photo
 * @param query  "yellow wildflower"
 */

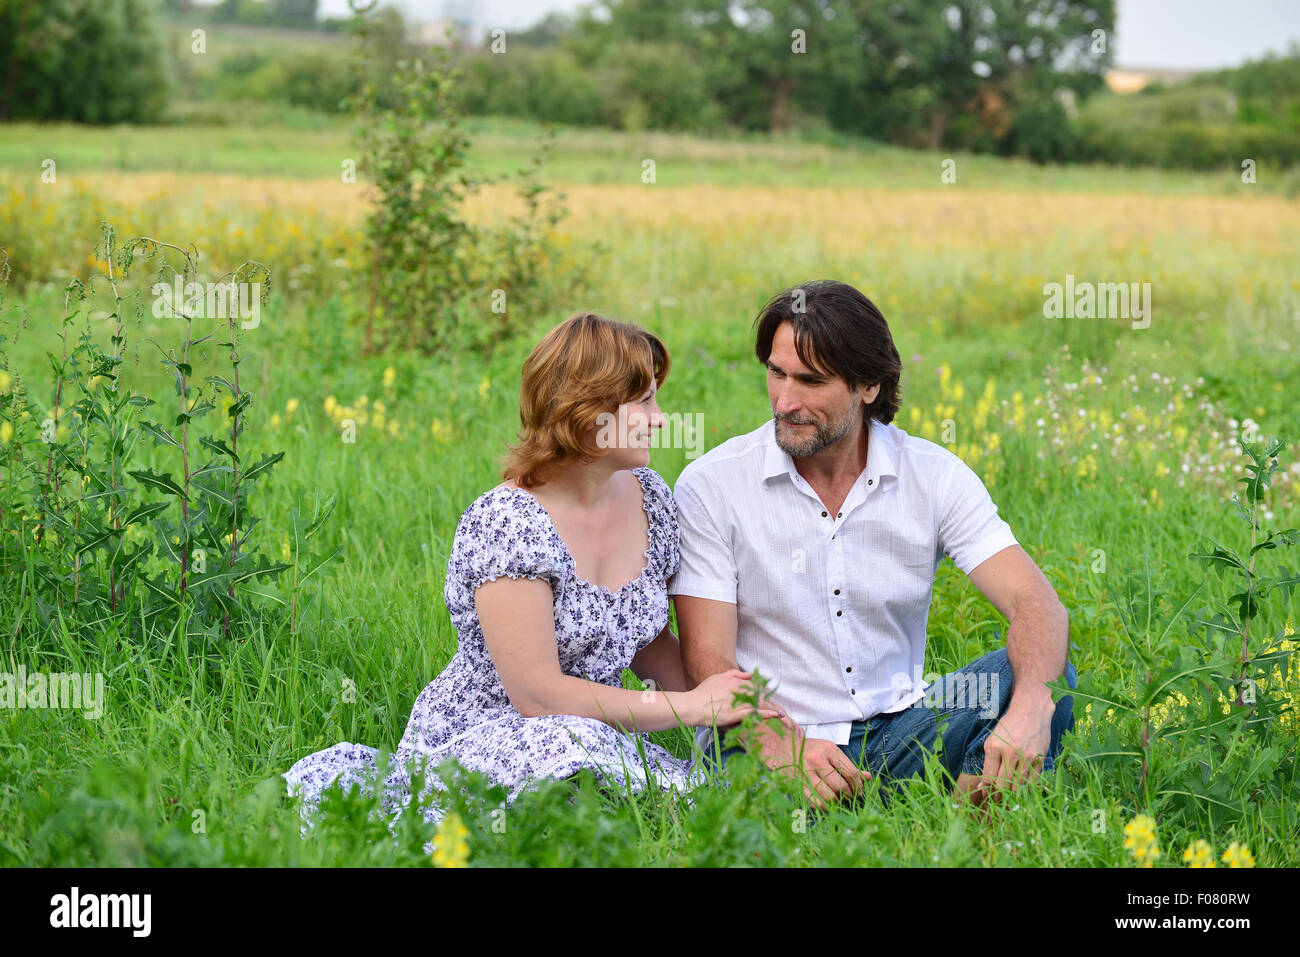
xmin=0 ymin=370 xmax=10 ymax=392
xmin=1123 ymin=814 xmax=1161 ymax=867
xmin=0 ymin=420 xmax=11 ymax=444
xmin=270 ymin=412 xmax=282 ymax=429
xmin=1221 ymin=842 xmax=1255 ymax=868
xmin=285 ymin=398 xmax=299 ymax=415
xmin=432 ymin=812 xmax=469 ymax=868
xmin=1182 ymin=840 xmax=1215 ymax=868
xmin=382 ymin=366 xmax=396 ymax=387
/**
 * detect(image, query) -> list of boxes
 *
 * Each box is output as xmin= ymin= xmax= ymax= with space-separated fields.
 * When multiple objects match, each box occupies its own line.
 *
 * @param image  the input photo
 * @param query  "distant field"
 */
xmin=1 ymin=116 xmax=1293 ymax=195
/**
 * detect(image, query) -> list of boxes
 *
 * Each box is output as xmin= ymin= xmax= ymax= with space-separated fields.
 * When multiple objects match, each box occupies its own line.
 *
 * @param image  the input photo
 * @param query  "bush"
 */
xmin=457 ymin=48 xmax=613 ymax=128
xmin=346 ymin=8 xmax=580 ymax=357
xmin=1004 ymin=92 xmax=1079 ymax=163
xmin=213 ymin=49 xmax=354 ymax=114
xmin=456 ymin=41 xmax=720 ymax=133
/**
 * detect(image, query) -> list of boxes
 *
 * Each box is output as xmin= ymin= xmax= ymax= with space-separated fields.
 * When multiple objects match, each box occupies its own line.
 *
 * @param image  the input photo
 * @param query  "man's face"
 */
xmin=765 ymin=322 xmax=878 ymax=458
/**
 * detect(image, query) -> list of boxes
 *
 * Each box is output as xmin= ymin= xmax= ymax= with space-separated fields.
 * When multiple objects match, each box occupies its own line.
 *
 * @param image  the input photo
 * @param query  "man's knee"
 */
xmin=1056 ymin=660 xmax=1079 ymax=730
xmin=960 ymin=645 xmax=1013 ymax=717
xmin=969 ymin=646 xmax=1078 ymax=713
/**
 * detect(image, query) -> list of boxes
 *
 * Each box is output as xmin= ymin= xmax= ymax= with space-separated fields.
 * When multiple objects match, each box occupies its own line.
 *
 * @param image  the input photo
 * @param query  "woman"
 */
xmin=283 ymin=312 xmax=782 ymax=835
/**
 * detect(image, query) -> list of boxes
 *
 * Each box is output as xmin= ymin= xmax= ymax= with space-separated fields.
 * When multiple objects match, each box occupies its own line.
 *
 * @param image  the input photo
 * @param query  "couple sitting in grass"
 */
xmin=283 ymin=279 xmax=1077 ymax=830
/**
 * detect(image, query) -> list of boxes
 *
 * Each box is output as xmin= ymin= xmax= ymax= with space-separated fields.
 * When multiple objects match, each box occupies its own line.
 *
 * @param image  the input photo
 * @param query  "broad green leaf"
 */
xmin=128 ymin=468 xmax=187 ymax=498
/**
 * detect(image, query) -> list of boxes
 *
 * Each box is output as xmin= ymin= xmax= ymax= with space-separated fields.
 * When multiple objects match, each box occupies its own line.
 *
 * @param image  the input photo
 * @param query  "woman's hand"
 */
xmin=689 ymin=669 xmax=786 ymax=727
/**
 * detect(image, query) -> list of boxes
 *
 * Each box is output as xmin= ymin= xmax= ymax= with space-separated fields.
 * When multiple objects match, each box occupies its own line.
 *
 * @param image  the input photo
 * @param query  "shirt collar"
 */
xmin=762 ymin=417 xmax=897 ymax=487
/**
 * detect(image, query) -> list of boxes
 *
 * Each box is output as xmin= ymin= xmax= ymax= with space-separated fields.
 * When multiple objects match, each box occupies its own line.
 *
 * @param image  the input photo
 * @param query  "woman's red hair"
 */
xmin=501 ymin=312 xmax=669 ymax=489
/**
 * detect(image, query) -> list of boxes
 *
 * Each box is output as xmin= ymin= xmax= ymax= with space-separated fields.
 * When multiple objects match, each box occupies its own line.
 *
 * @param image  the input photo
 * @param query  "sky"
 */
xmin=310 ymin=0 xmax=1300 ymax=70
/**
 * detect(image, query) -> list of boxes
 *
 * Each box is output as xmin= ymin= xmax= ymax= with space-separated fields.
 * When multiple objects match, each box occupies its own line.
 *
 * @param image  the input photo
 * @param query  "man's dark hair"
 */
xmin=753 ymin=280 xmax=902 ymax=426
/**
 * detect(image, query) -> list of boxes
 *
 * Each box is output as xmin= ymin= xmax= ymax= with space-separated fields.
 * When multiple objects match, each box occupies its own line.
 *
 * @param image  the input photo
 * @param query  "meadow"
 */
xmin=1 ymin=118 xmax=1297 ymax=867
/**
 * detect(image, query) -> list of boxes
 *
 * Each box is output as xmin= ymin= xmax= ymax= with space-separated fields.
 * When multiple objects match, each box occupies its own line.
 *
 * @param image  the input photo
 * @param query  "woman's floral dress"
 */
xmin=282 ymin=466 xmax=705 ymax=834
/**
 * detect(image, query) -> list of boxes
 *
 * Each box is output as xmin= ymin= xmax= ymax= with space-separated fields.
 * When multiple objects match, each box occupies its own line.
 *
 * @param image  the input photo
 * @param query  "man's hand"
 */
xmin=740 ymin=716 xmax=868 ymax=810
xmin=975 ymin=687 xmax=1054 ymax=800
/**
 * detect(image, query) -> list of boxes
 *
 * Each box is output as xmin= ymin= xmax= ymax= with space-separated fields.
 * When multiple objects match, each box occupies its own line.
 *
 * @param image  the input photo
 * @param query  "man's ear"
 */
xmin=862 ymin=382 xmax=882 ymax=405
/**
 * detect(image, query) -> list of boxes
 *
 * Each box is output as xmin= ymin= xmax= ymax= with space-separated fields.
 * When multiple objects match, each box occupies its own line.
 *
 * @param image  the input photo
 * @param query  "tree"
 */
xmin=0 ymin=0 xmax=167 ymax=124
xmin=575 ymin=0 xmax=1114 ymax=150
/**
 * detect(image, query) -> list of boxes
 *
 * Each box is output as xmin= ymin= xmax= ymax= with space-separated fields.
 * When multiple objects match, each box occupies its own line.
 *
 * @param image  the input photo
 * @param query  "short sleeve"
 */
xmin=667 ymin=473 xmax=737 ymax=604
xmin=637 ymin=467 xmax=680 ymax=582
xmin=938 ymin=456 xmax=1018 ymax=575
xmin=446 ymin=490 xmax=564 ymax=600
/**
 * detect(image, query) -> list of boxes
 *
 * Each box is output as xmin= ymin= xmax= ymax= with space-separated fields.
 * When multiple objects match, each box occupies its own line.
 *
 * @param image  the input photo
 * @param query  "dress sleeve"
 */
xmin=639 ymin=467 xmax=680 ymax=582
xmin=447 ymin=490 xmax=565 ymax=599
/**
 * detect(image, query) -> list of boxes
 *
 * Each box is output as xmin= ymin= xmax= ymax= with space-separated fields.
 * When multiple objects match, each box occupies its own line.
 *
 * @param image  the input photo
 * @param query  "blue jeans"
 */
xmin=699 ymin=646 xmax=1077 ymax=798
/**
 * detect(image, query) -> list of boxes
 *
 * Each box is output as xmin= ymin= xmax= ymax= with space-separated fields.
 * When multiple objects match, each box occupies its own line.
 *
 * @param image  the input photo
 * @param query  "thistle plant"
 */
xmin=1072 ymin=428 xmax=1297 ymax=830
xmin=0 ymin=224 xmax=332 ymax=644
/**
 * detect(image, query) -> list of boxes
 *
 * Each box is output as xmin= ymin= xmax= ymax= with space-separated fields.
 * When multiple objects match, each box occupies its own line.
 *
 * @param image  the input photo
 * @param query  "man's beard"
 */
xmin=773 ymin=404 xmax=858 ymax=457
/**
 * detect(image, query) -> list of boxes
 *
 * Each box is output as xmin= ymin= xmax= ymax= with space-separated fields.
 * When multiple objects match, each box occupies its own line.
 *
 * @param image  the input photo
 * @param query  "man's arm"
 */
xmin=676 ymin=593 xmax=739 ymax=688
xmin=674 ymin=594 xmax=865 ymax=808
xmin=966 ymin=543 xmax=1070 ymax=789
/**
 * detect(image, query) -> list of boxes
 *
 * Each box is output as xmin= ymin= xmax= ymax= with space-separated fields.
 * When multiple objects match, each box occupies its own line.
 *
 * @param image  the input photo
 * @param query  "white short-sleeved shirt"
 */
xmin=668 ymin=417 xmax=1018 ymax=746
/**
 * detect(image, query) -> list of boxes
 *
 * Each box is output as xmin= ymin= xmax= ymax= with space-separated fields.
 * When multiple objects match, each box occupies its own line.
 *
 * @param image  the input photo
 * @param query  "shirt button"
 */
xmin=836 ymin=610 xmax=842 ymax=617
xmin=845 ymin=666 xmax=852 ymax=673
xmin=837 ymin=512 xmax=842 ymax=518
xmin=868 ymin=478 xmax=874 ymax=485
xmin=834 ymin=588 xmax=840 ymax=595
xmin=851 ymin=689 xmax=856 ymax=695
xmin=821 ymin=510 xmax=827 ymax=517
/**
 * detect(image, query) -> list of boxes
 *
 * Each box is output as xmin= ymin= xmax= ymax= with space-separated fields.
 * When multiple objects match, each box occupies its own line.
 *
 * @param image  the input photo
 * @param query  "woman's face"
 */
xmin=592 ymin=378 xmax=665 ymax=468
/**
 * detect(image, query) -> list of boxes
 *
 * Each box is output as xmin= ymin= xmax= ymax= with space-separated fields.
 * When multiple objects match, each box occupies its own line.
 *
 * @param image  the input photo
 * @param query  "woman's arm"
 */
xmin=474 ymin=577 xmax=775 ymax=733
xmin=629 ymin=616 xmax=690 ymax=693
xmin=475 ymin=576 xmax=701 ymax=733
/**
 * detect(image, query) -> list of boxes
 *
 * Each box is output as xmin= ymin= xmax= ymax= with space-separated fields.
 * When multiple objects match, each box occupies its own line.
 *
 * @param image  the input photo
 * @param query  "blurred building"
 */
xmin=1105 ymin=67 xmax=1197 ymax=93
xmin=410 ymin=0 xmax=475 ymax=48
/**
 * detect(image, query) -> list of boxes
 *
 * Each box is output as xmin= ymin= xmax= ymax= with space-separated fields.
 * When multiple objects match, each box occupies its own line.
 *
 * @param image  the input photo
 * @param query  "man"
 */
xmin=669 ymin=279 xmax=1076 ymax=810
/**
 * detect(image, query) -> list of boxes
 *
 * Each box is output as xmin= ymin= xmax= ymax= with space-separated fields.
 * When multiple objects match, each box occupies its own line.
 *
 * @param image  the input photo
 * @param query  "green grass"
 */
xmin=1 ymin=121 xmax=1298 ymax=867
xmin=2 ymin=114 xmax=1294 ymax=195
